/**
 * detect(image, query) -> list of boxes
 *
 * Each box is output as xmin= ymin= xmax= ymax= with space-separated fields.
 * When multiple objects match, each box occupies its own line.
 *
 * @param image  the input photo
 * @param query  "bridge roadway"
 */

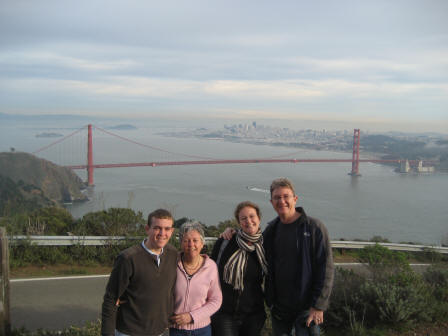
xmin=11 ymin=263 xmax=431 ymax=331
xmin=66 ymin=158 xmax=434 ymax=170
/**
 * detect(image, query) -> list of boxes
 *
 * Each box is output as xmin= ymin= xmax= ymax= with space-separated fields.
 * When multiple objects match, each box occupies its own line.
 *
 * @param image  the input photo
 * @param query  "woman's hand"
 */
xmin=171 ymin=313 xmax=193 ymax=326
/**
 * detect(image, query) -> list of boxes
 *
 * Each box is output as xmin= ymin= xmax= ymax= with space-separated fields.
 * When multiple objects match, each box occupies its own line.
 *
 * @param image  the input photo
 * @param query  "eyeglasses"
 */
xmin=272 ymin=194 xmax=294 ymax=202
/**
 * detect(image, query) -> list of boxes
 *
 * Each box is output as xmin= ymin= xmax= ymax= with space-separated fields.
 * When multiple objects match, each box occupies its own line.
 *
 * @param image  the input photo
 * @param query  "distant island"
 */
xmin=35 ymin=132 xmax=64 ymax=138
xmin=108 ymin=124 xmax=137 ymax=130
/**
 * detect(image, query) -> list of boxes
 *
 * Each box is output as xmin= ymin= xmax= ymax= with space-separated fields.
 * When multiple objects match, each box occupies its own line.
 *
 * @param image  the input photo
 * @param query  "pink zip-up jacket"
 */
xmin=172 ymin=254 xmax=222 ymax=330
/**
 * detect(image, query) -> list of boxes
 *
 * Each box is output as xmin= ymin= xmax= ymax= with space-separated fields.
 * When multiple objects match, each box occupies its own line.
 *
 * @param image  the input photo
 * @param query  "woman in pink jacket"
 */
xmin=170 ymin=221 xmax=222 ymax=336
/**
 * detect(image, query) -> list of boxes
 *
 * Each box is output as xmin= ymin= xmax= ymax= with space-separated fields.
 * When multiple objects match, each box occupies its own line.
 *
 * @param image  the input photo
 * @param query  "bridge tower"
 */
xmin=349 ymin=129 xmax=361 ymax=176
xmin=87 ymin=124 xmax=94 ymax=186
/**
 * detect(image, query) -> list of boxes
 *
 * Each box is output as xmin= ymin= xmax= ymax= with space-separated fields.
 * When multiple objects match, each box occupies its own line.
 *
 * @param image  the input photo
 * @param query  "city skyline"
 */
xmin=1 ymin=0 xmax=447 ymax=133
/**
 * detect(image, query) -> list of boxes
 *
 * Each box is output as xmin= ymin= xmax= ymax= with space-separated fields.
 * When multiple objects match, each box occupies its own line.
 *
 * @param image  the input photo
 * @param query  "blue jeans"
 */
xmin=271 ymin=310 xmax=320 ymax=336
xmin=169 ymin=325 xmax=211 ymax=336
xmin=212 ymin=311 xmax=266 ymax=336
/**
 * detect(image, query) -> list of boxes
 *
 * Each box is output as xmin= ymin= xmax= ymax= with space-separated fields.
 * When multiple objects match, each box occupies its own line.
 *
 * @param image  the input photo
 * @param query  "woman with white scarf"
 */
xmin=211 ymin=201 xmax=268 ymax=336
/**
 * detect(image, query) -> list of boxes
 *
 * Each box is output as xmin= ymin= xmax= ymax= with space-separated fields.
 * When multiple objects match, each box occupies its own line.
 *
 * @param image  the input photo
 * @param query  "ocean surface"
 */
xmin=1 ymin=118 xmax=447 ymax=245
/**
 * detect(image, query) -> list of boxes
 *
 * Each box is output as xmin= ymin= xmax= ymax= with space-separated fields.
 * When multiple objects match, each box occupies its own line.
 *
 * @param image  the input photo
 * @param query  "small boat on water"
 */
xmin=246 ymin=186 xmax=269 ymax=194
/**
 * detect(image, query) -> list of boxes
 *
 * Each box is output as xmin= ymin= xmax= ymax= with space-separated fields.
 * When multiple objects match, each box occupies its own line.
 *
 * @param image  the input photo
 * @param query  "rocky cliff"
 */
xmin=0 ymin=152 xmax=88 ymax=204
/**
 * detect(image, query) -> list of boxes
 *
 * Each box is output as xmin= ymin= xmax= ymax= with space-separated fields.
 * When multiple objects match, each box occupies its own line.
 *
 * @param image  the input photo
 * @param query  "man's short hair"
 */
xmin=270 ymin=177 xmax=296 ymax=198
xmin=147 ymin=209 xmax=174 ymax=228
xmin=234 ymin=201 xmax=262 ymax=223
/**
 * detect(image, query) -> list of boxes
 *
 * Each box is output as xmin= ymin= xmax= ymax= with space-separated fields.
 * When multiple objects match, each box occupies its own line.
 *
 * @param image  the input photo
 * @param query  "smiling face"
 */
xmin=181 ymin=230 xmax=204 ymax=259
xmin=270 ymin=186 xmax=298 ymax=221
xmin=238 ymin=206 xmax=261 ymax=235
xmin=145 ymin=217 xmax=174 ymax=253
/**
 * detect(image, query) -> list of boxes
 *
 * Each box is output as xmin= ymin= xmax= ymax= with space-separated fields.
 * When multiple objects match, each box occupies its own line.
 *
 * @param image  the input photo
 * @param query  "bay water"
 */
xmin=1 ymin=119 xmax=447 ymax=245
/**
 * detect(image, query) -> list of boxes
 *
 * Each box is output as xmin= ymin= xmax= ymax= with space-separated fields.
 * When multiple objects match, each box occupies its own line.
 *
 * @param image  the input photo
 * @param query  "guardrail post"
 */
xmin=0 ymin=228 xmax=10 ymax=336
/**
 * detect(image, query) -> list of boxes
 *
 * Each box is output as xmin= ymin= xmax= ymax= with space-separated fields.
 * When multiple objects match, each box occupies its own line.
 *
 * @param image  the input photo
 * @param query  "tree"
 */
xmin=203 ymin=219 xmax=239 ymax=237
xmin=28 ymin=207 xmax=74 ymax=235
xmin=72 ymin=208 xmax=146 ymax=236
xmin=174 ymin=217 xmax=189 ymax=228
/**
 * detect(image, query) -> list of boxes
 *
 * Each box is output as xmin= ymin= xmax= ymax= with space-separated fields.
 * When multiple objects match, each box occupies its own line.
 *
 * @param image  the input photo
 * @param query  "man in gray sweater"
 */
xmin=101 ymin=209 xmax=178 ymax=336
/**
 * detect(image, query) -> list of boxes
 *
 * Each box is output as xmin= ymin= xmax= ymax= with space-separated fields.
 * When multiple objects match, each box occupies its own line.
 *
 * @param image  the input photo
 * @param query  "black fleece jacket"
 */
xmin=263 ymin=207 xmax=334 ymax=313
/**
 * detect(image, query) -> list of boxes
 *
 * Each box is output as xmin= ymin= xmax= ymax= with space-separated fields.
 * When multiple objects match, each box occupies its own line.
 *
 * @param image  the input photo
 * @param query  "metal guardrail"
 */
xmin=9 ymin=236 xmax=448 ymax=254
xmin=331 ymin=241 xmax=448 ymax=254
xmin=11 ymin=235 xmax=138 ymax=246
xmin=10 ymin=235 xmax=218 ymax=246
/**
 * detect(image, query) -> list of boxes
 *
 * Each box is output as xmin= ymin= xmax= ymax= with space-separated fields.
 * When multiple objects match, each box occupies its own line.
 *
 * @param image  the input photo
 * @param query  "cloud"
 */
xmin=0 ymin=51 xmax=137 ymax=71
xmin=0 ymin=0 xmax=447 ymax=132
xmin=3 ymin=75 xmax=447 ymax=105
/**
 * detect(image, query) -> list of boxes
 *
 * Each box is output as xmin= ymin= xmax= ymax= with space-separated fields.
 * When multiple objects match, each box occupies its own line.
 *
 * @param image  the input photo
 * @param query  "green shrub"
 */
xmin=326 ymin=268 xmax=368 ymax=329
xmin=358 ymin=244 xmax=409 ymax=268
xmin=423 ymin=265 xmax=448 ymax=293
xmin=359 ymin=245 xmax=433 ymax=325
xmin=422 ymin=265 xmax=448 ymax=322
xmin=28 ymin=207 xmax=74 ymax=235
xmin=9 ymin=239 xmax=139 ymax=268
xmin=357 ymin=244 xmax=411 ymax=280
xmin=369 ymin=236 xmax=390 ymax=243
xmin=361 ymin=272 xmax=432 ymax=324
xmin=72 ymin=208 xmax=146 ymax=236
xmin=418 ymin=248 xmax=446 ymax=263
xmin=326 ymin=245 xmax=448 ymax=334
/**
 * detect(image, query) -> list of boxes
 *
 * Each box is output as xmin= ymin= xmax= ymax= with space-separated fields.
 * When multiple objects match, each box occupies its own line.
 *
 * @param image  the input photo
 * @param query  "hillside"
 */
xmin=0 ymin=152 xmax=87 ymax=205
xmin=0 ymin=174 xmax=55 ymax=215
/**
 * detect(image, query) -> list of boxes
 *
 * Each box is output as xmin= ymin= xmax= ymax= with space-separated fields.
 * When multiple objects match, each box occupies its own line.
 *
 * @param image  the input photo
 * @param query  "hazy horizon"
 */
xmin=1 ymin=112 xmax=447 ymax=136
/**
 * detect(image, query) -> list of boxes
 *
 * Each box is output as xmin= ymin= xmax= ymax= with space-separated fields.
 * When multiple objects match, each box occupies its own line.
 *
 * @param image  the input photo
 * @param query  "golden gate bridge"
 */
xmin=32 ymin=125 xmax=435 ymax=186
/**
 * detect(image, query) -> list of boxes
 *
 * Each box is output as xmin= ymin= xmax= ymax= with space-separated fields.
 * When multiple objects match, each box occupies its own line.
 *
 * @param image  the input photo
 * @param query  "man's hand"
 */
xmin=220 ymin=227 xmax=236 ymax=240
xmin=171 ymin=313 xmax=193 ymax=326
xmin=115 ymin=299 xmax=127 ymax=306
xmin=306 ymin=307 xmax=324 ymax=327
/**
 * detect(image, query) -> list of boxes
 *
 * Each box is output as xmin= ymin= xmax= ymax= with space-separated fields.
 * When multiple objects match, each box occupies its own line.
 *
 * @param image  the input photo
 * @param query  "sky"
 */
xmin=1 ymin=0 xmax=447 ymax=132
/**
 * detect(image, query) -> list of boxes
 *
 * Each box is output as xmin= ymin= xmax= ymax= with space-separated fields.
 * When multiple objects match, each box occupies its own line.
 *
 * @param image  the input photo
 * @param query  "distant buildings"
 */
xmin=417 ymin=161 xmax=435 ymax=173
xmin=181 ymin=123 xmax=442 ymax=173
xmin=400 ymin=160 xmax=410 ymax=173
xmin=400 ymin=160 xmax=435 ymax=173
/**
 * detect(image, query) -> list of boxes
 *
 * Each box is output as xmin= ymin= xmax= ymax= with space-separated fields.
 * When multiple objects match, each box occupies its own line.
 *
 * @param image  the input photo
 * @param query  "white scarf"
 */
xmin=223 ymin=228 xmax=268 ymax=291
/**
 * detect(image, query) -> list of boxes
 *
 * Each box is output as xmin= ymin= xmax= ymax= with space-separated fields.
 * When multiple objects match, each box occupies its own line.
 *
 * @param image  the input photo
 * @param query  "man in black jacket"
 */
xmin=221 ymin=178 xmax=334 ymax=336
xmin=265 ymin=178 xmax=334 ymax=336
